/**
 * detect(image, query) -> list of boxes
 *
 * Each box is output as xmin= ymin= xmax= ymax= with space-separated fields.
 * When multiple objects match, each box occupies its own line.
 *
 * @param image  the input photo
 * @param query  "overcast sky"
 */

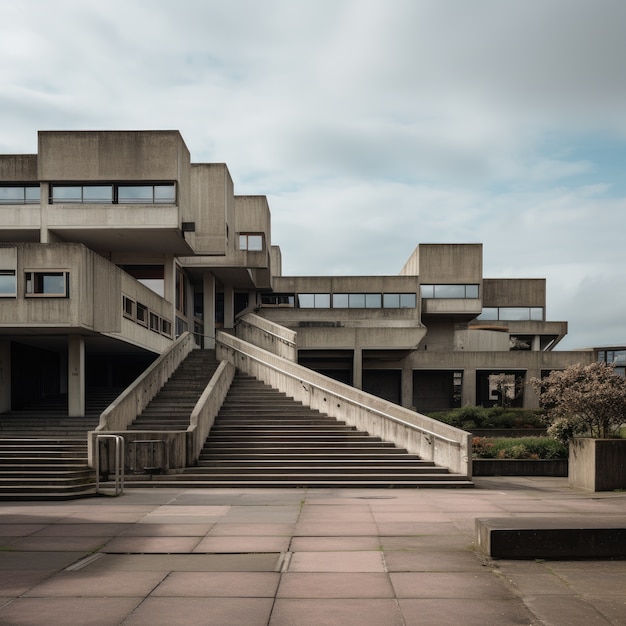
xmin=1 ymin=0 xmax=625 ymax=350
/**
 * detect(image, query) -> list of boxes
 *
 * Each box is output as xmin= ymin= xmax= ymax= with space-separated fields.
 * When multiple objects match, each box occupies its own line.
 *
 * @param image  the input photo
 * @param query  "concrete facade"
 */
xmin=0 ymin=130 xmax=597 ymax=418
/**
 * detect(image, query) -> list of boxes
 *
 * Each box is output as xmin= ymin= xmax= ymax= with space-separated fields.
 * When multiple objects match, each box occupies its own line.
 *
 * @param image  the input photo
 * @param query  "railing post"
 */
xmin=95 ymin=434 xmax=125 ymax=496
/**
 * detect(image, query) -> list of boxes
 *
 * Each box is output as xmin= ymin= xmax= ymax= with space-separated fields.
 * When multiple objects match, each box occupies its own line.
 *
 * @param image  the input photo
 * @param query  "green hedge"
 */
xmin=472 ymin=436 xmax=568 ymax=460
xmin=427 ymin=406 xmax=545 ymax=430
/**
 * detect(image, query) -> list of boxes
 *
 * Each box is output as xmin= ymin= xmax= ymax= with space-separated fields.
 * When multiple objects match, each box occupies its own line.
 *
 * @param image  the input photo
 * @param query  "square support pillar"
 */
xmin=203 ymin=273 xmax=216 ymax=349
xmin=68 ymin=335 xmax=85 ymax=417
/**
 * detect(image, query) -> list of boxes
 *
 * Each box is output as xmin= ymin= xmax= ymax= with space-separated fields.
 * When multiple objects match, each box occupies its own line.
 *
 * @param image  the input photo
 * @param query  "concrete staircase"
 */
xmin=145 ymin=371 xmax=473 ymax=488
xmin=0 ymin=412 xmax=102 ymax=501
xmin=128 ymin=350 xmax=220 ymax=431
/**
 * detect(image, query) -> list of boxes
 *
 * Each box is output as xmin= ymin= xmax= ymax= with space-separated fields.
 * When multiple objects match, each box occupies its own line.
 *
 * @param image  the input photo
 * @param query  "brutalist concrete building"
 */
xmin=0 ymin=130 xmax=595 ymax=420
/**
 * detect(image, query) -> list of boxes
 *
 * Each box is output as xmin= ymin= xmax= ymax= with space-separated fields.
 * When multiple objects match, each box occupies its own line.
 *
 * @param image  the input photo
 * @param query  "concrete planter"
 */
xmin=568 ymin=438 xmax=626 ymax=492
xmin=473 ymin=459 xmax=567 ymax=477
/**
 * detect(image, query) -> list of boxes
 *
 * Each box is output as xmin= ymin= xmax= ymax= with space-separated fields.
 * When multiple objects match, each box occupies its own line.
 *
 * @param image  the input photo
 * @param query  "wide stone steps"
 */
xmin=164 ymin=371 xmax=473 ymax=489
xmin=0 ymin=439 xmax=96 ymax=500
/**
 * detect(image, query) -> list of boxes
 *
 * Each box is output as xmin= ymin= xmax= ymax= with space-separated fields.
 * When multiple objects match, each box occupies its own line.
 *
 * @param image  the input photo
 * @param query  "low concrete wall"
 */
xmin=217 ymin=332 xmax=471 ymax=477
xmin=473 ymin=459 xmax=567 ymax=476
xmin=236 ymin=313 xmax=297 ymax=361
xmin=186 ymin=360 xmax=235 ymax=465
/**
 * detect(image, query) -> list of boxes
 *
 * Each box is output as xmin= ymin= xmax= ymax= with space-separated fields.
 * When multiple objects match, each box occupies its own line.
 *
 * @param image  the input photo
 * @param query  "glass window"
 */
xmin=383 ymin=293 xmax=400 ymax=308
xmin=298 ymin=294 xmax=315 ymax=308
xmin=161 ymin=319 xmax=172 ymax=336
xmin=239 ymin=234 xmax=263 ymax=251
xmin=82 ymin=186 xmax=113 ymax=203
xmin=434 ymin=284 xmax=466 ymax=298
xmin=118 ymin=186 xmax=153 ymax=203
xmin=365 ymin=293 xmax=381 ymax=308
xmin=0 ymin=187 xmax=24 ymax=203
xmin=477 ymin=308 xmax=498 ymax=320
xmin=154 ymin=185 xmax=176 ymax=203
xmin=52 ymin=186 xmax=83 ymax=203
xmin=315 ymin=293 xmax=331 ymax=308
xmin=136 ymin=303 xmax=148 ymax=325
xmin=465 ymin=284 xmax=479 ymax=298
xmin=25 ymin=186 xmax=40 ymax=203
xmin=298 ymin=293 xmax=330 ymax=308
xmin=333 ymin=293 xmax=349 ymax=308
xmin=499 ymin=307 xmax=530 ymax=320
xmin=0 ymin=186 xmax=40 ymax=204
xmin=149 ymin=312 xmax=160 ymax=332
xmin=420 ymin=285 xmax=434 ymax=298
xmin=530 ymin=307 xmax=544 ymax=321
xmin=123 ymin=296 xmax=134 ymax=318
xmin=25 ymin=271 xmax=69 ymax=297
xmin=349 ymin=293 xmax=365 ymax=308
xmin=399 ymin=293 xmax=416 ymax=308
xmin=0 ymin=270 xmax=16 ymax=296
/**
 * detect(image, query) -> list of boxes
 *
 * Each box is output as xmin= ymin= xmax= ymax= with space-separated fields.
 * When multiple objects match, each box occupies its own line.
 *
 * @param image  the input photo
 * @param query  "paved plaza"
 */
xmin=0 ymin=477 xmax=625 ymax=625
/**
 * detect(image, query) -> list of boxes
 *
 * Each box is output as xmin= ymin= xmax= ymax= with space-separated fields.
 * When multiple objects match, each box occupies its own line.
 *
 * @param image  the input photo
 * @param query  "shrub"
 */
xmin=530 ymin=362 xmax=626 ymax=443
xmin=472 ymin=436 xmax=568 ymax=460
xmin=427 ymin=407 xmax=544 ymax=430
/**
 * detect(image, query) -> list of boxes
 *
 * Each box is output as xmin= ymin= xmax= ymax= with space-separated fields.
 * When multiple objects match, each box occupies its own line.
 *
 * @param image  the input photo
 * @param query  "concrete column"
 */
xmin=401 ymin=361 xmax=414 ymax=409
xmin=223 ymin=284 xmax=235 ymax=330
xmin=203 ymin=273 xmax=216 ymax=349
xmin=532 ymin=335 xmax=541 ymax=351
xmin=352 ymin=348 xmax=363 ymax=390
xmin=525 ymin=368 xmax=542 ymax=409
xmin=67 ymin=335 xmax=85 ymax=417
xmin=0 ymin=340 xmax=11 ymax=413
xmin=461 ymin=368 xmax=476 ymax=407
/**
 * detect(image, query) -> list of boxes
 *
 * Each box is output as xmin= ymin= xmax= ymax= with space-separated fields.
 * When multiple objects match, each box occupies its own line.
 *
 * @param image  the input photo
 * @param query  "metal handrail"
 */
xmin=95 ymin=434 xmax=125 ymax=496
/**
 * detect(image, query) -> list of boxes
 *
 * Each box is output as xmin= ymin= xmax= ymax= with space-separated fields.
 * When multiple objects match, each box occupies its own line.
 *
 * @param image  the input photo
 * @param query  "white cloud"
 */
xmin=0 ymin=0 xmax=625 ymax=348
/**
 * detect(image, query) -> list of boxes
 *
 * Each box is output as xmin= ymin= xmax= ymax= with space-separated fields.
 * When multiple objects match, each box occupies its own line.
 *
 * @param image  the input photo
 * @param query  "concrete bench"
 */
xmin=476 ymin=517 xmax=626 ymax=559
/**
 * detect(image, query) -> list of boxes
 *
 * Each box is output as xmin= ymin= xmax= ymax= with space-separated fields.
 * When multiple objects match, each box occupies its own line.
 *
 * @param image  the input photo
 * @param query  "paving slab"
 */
xmin=276 ymin=572 xmax=395 ymax=598
xmin=270 ymin=598 xmax=404 ymax=626
xmin=123 ymin=597 xmax=275 ymax=626
xmin=0 ymin=596 xmax=143 ymax=626
xmin=151 ymin=571 xmax=280 ymax=597
xmin=0 ymin=478 xmax=623 ymax=626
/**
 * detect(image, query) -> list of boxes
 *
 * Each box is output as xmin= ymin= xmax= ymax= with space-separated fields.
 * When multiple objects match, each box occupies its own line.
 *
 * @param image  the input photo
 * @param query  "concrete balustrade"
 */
xmin=216 ymin=331 xmax=472 ymax=477
xmin=235 ymin=313 xmax=298 ymax=361
xmin=186 ymin=360 xmax=235 ymax=465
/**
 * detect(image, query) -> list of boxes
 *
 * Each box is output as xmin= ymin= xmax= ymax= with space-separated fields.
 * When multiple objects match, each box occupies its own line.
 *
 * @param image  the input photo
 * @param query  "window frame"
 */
xmin=49 ymin=183 xmax=176 ymax=205
xmin=24 ymin=270 xmax=70 ymax=298
xmin=238 ymin=233 xmax=264 ymax=251
xmin=0 ymin=185 xmax=40 ymax=205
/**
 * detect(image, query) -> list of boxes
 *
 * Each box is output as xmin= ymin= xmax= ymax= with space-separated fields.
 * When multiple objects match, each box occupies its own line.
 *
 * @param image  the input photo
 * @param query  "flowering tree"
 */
xmin=530 ymin=362 xmax=626 ymax=443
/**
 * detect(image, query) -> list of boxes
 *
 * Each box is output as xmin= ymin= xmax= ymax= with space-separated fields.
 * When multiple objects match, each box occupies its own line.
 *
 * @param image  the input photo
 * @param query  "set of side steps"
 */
xmin=128 ymin=372 xmax=473 ymax=488
xmin=128 ymin=350 xmax=220 ymax=430
xmin=0 ymin=439 xmax=96 ymax=500
xmin=0 ymin=390 xmax=121 ymax=500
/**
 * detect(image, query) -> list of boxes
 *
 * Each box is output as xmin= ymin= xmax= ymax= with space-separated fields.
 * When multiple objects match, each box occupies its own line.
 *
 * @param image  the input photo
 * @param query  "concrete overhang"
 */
xmin=48 ymin=227 xmax=194 ymax=255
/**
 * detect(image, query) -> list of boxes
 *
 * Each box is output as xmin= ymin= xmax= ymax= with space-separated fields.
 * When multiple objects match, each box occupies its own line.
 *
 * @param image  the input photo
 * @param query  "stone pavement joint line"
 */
xmin=0 ymin=477 xmax=624 ymax=625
